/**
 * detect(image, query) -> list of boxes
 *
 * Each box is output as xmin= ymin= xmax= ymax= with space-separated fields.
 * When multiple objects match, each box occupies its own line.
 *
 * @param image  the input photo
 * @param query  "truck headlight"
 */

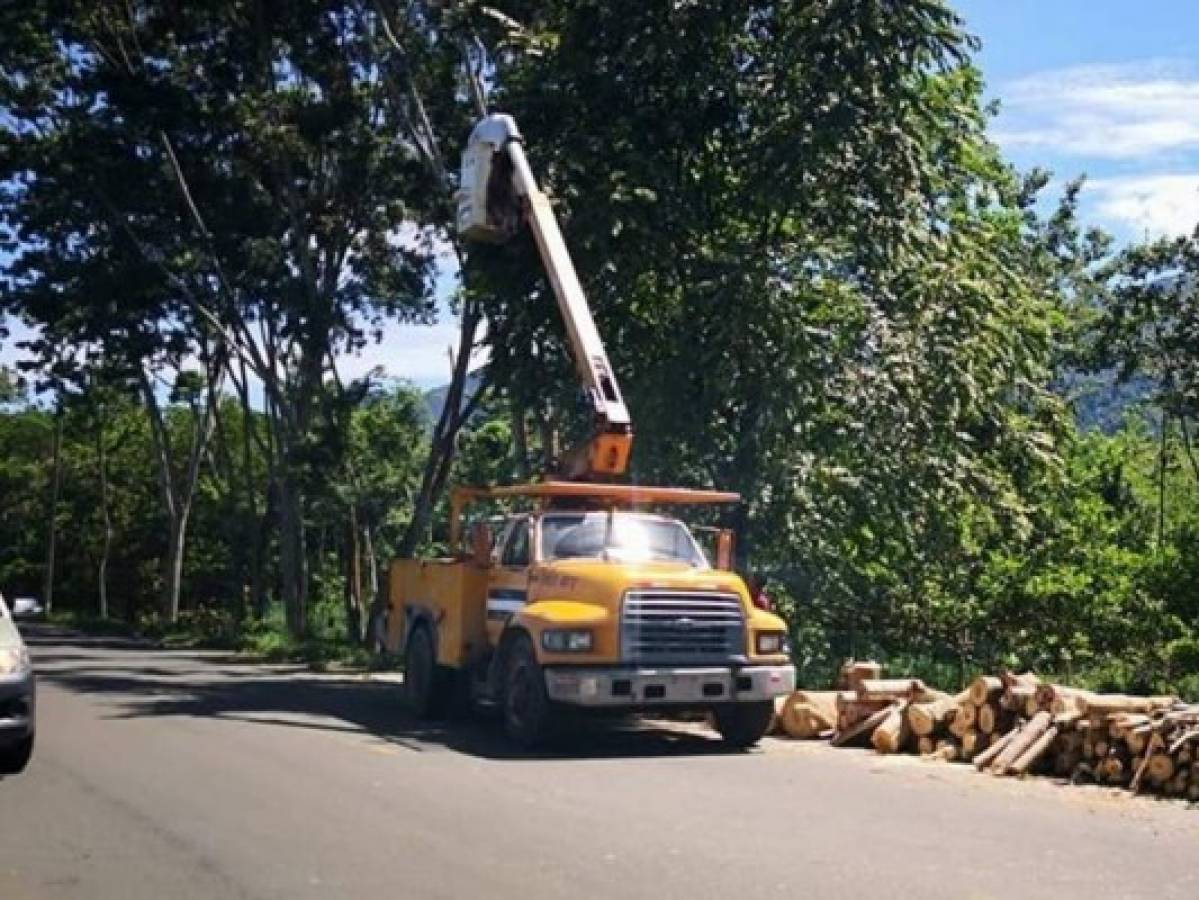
xmin=755 ymin=632 xmax=788 ymax=655
xmin=541 ymin=629 xmax=594 ymax=653
xmin=0 ymin=646 xmax=31 ymax=676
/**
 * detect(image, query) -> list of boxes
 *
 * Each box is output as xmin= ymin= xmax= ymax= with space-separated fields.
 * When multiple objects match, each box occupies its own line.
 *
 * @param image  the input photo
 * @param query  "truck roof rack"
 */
xmin=448 ymin=481 xmax=740 ymax=548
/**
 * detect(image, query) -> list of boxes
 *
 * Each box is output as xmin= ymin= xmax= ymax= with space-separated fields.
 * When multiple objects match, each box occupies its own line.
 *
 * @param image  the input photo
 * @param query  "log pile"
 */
xmin=771 ymin=662 xmax=1199 ymax=803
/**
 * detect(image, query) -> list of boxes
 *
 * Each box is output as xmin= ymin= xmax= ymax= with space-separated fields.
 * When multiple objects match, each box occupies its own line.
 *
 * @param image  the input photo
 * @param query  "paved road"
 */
xmin=1 ymin=628 xmax=1195 ymax=900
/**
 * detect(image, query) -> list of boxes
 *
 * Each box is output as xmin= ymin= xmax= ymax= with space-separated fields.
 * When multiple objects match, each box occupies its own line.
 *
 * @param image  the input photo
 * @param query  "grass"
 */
xmin=45 ymin=606 xmax=400 ymax=672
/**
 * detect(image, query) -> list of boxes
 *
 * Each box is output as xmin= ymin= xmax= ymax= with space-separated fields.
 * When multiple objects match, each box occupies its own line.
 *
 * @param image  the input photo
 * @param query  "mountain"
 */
xmin=423 ymin=371 xmax=485 ymax=426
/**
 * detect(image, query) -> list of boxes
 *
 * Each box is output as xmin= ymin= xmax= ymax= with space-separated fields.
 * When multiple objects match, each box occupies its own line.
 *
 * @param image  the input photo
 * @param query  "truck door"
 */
xmin=486 ymin=516 xmax=531 ymax=646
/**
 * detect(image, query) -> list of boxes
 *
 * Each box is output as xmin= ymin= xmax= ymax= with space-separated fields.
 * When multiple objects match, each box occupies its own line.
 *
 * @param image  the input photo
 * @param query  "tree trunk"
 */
xmin=344 ymin=506 xmax=364 ymax=644
xmin=97 ymin=412 xmax=112 ymax=620
xmin=163 ymin=514 xmax=188 ymax=621
xmin=397 ymin=302 xmax=487 ymax=559
xmin=278 ymin=469 xmax=308 ymax=637
xmin=512 ymin=402 xmax=529 ymax=478
xmin=364 ymin=523 xmax=378 ymax=604
xmin=139 ymin=363 xmax=219 ymax=621
xmin=43 ymin=406 xmax=64 ymax=615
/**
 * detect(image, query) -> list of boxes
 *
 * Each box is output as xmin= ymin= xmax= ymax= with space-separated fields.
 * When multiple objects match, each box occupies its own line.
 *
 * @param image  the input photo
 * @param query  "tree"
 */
xmin=0 ymin=0 xmax=448 ymax=633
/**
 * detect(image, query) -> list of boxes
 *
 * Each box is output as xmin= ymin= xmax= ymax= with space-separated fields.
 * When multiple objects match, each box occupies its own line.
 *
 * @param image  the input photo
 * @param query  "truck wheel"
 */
xmin=403 ymin=626 xmax=448 ymax=719
xmin=712 ymin=701 xmax=774 ymax=749
xmin=503 ymin=634 xmax=554 ymax=749
xmin=0 ymin=733 xmax=34 ymax=775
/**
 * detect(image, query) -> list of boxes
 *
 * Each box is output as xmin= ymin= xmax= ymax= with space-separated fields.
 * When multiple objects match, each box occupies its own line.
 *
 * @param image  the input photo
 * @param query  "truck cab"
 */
xmin=387 ymin=482 xmax=795 ymax=748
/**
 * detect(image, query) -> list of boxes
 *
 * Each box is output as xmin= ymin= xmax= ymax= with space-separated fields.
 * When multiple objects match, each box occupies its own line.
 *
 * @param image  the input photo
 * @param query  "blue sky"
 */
xmin=957 ymin=0 xmax=1199 ymax=239
xmin=6 ymin=4 xmax=1199 ymax=386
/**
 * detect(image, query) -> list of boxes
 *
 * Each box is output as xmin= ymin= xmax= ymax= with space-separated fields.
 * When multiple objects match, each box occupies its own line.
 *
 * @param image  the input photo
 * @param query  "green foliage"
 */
xmin=0 ymin=0 xmax=1197 ymax=692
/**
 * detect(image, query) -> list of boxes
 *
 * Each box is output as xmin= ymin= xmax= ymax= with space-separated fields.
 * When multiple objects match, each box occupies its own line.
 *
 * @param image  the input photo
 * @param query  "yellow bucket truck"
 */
xmin=384 ymin=115 xmax=795 ymax=748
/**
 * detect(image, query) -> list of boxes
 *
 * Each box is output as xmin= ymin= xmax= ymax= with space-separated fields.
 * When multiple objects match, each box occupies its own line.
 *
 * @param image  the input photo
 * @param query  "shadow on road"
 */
xmin=24 ymin=626 xmax=750 ymax=762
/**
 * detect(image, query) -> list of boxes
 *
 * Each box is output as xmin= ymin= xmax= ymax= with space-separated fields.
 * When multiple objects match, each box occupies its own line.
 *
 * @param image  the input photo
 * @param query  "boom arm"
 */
xmin=457 ymin=114 xmax=632 ymax=479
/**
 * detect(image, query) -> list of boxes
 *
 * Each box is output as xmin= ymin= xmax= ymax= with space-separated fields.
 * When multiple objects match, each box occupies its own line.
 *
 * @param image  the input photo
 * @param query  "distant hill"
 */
xmin=1059 ymin=369 xmax=1155 ymax=434
xmin=423 ymin=371 xmax=485 ymax=426
xmin=419 ymin=369 xmax=1149 ymax=435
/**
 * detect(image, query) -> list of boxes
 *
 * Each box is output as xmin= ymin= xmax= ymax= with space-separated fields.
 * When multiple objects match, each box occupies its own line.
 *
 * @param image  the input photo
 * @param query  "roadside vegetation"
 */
xmin=1 ymin=1 xmax=1197 ymax=694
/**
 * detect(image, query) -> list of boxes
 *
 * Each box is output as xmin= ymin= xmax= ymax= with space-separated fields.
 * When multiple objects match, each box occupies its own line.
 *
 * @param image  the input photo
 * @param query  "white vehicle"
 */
xmin=0 ymin=593 xmax=36 ymax=774
xmin=11 ymin=597 xmax=43 ymax=619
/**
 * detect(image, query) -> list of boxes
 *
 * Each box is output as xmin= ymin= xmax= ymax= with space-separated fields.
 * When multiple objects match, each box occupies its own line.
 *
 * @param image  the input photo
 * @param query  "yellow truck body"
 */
xmin=387 ymin=482 xmax=796 ymax=747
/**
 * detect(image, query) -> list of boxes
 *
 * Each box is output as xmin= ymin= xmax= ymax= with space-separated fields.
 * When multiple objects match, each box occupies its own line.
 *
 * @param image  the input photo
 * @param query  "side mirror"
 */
xmin=715 ymin=529 xmax=735 ymax=571
xmin=470 ymin=523 xmax=494 ymax=567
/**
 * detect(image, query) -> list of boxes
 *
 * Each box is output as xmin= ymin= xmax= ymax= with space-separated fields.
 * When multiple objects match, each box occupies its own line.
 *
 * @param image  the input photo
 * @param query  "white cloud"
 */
xmin=993 ymin=60 xmax=1199 ymax=159
xmin=1085 ymin=174 xmax=1199 ymax=237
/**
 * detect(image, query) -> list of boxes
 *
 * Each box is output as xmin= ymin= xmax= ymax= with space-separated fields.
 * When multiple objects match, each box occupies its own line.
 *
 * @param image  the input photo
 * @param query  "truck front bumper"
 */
xmin=544 ymin=664 xmax=795 ymax=707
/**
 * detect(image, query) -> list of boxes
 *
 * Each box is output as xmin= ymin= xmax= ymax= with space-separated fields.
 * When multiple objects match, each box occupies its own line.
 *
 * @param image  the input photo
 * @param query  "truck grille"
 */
xmin=620 ymin=591 xmax=746 ymax=664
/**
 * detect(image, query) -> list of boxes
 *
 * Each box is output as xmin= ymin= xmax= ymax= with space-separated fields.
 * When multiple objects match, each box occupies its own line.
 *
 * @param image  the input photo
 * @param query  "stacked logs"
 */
xmin=1058 ymin=695 xmax=1197 ymax=799
xmin=772 ymin=664 xmax=1199 ymax=802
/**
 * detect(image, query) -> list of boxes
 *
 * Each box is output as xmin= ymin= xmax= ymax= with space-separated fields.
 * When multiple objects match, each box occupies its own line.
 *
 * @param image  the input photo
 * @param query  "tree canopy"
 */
xmin=0 ymin=0 xmax=1196 ymax=692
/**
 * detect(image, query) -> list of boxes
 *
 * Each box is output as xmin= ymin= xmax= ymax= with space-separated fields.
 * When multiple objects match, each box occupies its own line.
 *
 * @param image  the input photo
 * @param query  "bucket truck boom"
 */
xmin=457 ymin=113 xmax=632 ymax=480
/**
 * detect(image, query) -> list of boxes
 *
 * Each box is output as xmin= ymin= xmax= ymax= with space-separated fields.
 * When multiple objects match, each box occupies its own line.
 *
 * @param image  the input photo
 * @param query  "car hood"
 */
xmin=0 ymin=612 xmax=24 ymax=650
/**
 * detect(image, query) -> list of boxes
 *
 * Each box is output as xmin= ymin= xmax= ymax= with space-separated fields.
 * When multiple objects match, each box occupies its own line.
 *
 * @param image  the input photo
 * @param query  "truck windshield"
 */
xmin=540 ymin=512 xmax=708 ymax=567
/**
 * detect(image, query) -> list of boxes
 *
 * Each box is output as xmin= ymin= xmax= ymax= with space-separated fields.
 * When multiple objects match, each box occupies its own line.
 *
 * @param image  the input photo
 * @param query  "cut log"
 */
xmin=871 ymin=704 xmax=908 ymax=754
xmin=1054 ymin=750 xmax=1081 ymax=777
xmin=948 ymin=710 xmax=974 ymax=740
xmin=974 ymin=726 xmax=1019 ymax=770
xmin=955 ymin=702 xmax=977 ymax=729
xmin=856 ymin=678 xmax=927 ymax=703
xmin=976 ymin=703 xmax=998 ymax=735
xmin=835 ymin=692 xmax=888 ymax=732
xmin=1023 ymin=693 xmax=1041 ymax=719
xmin=1078 ymin=694 xmax=1176 ymax=716
xmin=1071 ymin=762 xmax=1097 ymax=784
xmin=1057 ymin=730 xmax=1084 ymax=754
xmin=1098 ymin=754 xmax=1128 ymax=785
xmin=960 ymin=729 xmax=983 ymax=760
xmin=1001 ymin=684 xmax=1036 ymax=712
xmin=781 ymin=704 xmax=819 ymax=739
xmin=1045 ymin=686 xmax=1097 ymax=717
xmin=1008 ymin=725 xmax=1060 ymax=775
xmin=838 ymin=660 xmax=882 ymax=691
xmin=1001 ymin=671 xmax=1040 ymax=691
xmin=834 ymin=690 xmax=859 ymax=713
xmin=1146 ymin=753 xmax=1176 ymax=786
xmin=991 ymin=711 xmax=1052 ymax=774
xmin=907 ymin=695 xmax=960 ymax=737
xmin=1165 ymin=773 xmax=1189 ymax=797
xmin=968 ymin=676 xmax=1003 ymax=707
xmin=780 ymin=691 xmax=839 ymax=739
xmin=933 ymin=739 xmax=959 ymax=762
xmin=1168 ymin=727 xmax=1199 ymax=756
xmin=832 ymin=703 xmax=896 ymax=748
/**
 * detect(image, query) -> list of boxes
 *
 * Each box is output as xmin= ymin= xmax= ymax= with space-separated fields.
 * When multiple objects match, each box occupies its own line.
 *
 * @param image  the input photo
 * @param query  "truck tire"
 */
xmin=712 ymin=701 xmax=774 ymax=749
xmin=0 ymin=733 xmax=34 ymax=775
xmin=502 ymin=633 xmax=555 ymax=749
xmin=403 ymin=625 xmax=449 ymax=719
